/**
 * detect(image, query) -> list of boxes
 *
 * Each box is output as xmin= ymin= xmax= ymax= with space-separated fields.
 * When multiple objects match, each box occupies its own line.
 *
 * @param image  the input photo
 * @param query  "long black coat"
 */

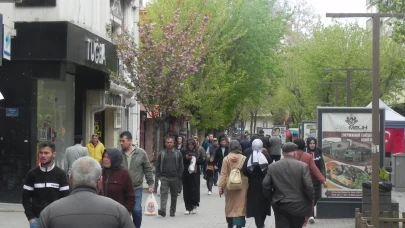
xmin=181 ymin=146 xmax=204 ymax=211
xmin=242 ymin=153 xmax=272 ymax=218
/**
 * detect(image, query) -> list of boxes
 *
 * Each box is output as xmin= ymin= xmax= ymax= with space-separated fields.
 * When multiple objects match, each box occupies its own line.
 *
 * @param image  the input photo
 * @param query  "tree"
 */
xmin=374 ymin=0 xmax=405 ymax=43
xmin=111 ymin=9 xmax=209 ymax=160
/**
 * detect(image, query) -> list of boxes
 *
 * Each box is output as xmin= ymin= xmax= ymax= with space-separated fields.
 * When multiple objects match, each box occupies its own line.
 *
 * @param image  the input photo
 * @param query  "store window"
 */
xmin=37 ymin=74 xmax=75 ymax=170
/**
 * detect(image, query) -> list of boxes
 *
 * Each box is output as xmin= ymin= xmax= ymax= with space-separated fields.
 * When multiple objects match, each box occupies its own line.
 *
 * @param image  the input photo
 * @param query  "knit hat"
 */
xmin=282 ymin=142 xmax=298 ymax=153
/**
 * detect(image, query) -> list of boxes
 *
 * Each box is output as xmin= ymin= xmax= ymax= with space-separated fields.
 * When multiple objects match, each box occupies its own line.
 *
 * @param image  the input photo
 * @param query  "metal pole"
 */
xmin=371 ymin=15 xmax=380 ymax=227
xmin=335 ymin=84 xmax=339 ymax=106
xmin=346 ymin=71 xmax=351 ymax=107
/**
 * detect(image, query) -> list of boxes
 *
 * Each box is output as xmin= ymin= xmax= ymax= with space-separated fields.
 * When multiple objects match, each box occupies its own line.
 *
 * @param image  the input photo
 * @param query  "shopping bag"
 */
xmin=144 ymin=193 xmax=159 ymax=216
xmin=156 ymin=180 xmax=161 ymax=196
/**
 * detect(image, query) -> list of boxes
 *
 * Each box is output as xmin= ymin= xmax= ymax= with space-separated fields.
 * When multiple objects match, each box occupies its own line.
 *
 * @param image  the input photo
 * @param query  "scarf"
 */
xmin=247 ymin=139 xmax=268 ymax=172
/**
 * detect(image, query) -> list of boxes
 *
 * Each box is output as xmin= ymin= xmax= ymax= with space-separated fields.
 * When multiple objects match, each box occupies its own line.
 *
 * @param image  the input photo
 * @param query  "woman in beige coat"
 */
xmin=218 ymin=140 xmax=248 ymax=228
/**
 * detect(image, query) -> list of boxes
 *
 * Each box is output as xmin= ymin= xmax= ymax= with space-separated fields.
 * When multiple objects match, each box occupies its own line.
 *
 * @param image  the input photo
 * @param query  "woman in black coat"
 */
xmin=305 ymin=137 xmax=326 ymax=224
xmin=242 ymin=139 xmax=272 ymax=228
xmin=181 ymin=139 xmax=204 ymax=215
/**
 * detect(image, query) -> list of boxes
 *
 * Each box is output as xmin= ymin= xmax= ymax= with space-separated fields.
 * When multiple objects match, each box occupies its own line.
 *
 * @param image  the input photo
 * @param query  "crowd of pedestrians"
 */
xmin=21 ymin=129 xmax=326 ymax=228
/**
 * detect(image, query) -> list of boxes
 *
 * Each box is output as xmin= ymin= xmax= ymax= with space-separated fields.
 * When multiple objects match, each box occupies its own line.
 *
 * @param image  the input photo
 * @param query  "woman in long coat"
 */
xmin=218 ymin=140 xmax=248 ymax=228
xmin=242 ymin=139 xmax=272 ymax=228
xmin=182 ymin=138 xmax=204 ymax=214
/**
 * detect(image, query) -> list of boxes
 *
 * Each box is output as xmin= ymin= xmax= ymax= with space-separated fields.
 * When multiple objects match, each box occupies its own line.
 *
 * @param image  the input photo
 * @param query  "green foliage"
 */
xmin=374 ymin=0 xmax=405 ymax=44
xmin=379 ymin=168 xmax=390 ymax=181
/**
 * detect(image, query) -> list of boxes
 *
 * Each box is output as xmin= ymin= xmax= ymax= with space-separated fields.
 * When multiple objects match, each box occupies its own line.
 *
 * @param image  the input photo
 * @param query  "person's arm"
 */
xmin=83 ymin=147 xmax=89 ymax=157
xmin=141 ymin=150 xmax=155 ymax=189
xmin=64 ymin=149 xmax=69 ymax=174
xmin=241 ymin=155 xmax=250 ymax=176
xmin=59 ymin=171 xmax=70 ymax=198
xmin=123 ymin=171 xmax=135 ymax=212
xmin=196 ymin=147 xmax=205 ymax=165
xmin=262 ymin=167 xmax=273 ymax=200
xmin=99 ymin=144 xmax=106 ymax=162
xmin=302 ymin=164 xmax=314 ymax=202
xmin=22 ymin=171 xmax=35 ymax=221
xmin=318 ymin=149 xmax=326 ymax=177
xmin=218 ymin=157 xmax=229 ymax=189
xmin=155 ymin=152 xmax=162 ymax=178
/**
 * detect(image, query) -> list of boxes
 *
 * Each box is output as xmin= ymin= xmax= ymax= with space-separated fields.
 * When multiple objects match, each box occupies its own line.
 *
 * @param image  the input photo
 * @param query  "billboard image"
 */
xmin=317 ymin=108 xmax=384 ymax=199
xmin=300 ymin=121 xmax=317 ymax=141
xmin=274 ymin=125 xmax=287 ymax=144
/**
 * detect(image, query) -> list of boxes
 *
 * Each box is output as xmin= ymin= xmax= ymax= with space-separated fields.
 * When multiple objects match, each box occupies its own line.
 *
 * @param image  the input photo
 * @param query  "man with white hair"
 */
xmin=38 ymin=157 xmax=134 ymax=228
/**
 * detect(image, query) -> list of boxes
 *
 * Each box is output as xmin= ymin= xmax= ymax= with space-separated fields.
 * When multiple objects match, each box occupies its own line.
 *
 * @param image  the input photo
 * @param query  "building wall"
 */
xmin=245 ymin=117 xmax=274 ymax=134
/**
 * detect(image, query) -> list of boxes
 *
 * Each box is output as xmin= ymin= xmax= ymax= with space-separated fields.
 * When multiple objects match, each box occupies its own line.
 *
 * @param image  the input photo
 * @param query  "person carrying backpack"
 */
xmin=218 ymin=140 xmax=248 ymax=228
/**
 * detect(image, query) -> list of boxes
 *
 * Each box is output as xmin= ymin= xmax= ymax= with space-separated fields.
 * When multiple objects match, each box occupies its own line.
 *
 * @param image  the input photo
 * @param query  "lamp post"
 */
xmin=326 ymin=13 xmax=405 ymax=226
xmin=323 ymin=68 xmax=371 ymax=106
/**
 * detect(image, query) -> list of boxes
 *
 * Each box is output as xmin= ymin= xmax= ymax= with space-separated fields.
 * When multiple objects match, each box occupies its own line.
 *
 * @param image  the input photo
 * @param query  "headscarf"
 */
xmin=306 ymin=137 xmax=318 ymax=152
xmin=247 ymin=139 xmax=268 ymax=172
xmin=102 ymin=148 xmax=123 ymax=170
xmin=306 ymin=137 xmax=322 ymax=160
xmin=229 ymin=140 xmax=242 ymax=154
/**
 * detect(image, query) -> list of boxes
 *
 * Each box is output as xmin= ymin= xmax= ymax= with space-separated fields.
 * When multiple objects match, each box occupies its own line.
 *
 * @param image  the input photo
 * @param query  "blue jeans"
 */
xmin=132 ymin=188 xmax=143 ymax=228
xmin=29 ymin=218 xmax=38 ymax=228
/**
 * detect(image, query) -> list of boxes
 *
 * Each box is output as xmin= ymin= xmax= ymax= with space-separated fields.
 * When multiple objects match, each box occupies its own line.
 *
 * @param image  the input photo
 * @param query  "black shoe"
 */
xmin=158 ymin=210 xmax=166 ymax=217
xmin=214 ymin=183 xmax=218 ymax=186
xmin=170 ymin=213 xmax=175 ymax=217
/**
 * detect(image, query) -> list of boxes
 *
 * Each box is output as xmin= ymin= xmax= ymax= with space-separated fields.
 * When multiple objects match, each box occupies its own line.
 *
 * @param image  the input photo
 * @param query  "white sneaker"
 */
xmin=191 ymin=208 xmax=197 ymax=214
xmin=309 ymin=217 xmax=315 ymax=224
xmin=208 ymin=191 xmax=212 ymax=195
xmin=184 ymin=211 xmax=190 ymax=215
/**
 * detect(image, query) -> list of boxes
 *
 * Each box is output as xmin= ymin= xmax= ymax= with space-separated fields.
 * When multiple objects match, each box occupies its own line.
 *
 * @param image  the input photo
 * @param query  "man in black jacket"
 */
xmin=22 ymin=141 xmax=69 ymax=228
xmin=214 ymin=138 xmax=229 ymax=186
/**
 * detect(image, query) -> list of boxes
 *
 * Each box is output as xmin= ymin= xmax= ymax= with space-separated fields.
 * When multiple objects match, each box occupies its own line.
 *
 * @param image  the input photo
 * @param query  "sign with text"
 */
xmin=6 ymin=108 xmax=19 ymax=117
xmin=317 ymin=108 xmax=385 ymax=199
xmin=301 ymin=121 xmax=317 ymax=141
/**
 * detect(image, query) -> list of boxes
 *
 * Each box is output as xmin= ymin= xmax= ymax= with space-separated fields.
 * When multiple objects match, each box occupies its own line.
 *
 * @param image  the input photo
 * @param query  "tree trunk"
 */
xmin=152 ymin=117 xmax=162 ymax=166
xmin=250 ymin=111 xmax=254 ymax=136
xmin=253 ymin=110 xmax=258 ymax=134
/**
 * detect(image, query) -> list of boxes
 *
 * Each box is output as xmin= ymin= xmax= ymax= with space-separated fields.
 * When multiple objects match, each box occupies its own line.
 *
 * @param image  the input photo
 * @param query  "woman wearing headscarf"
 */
xmin=218 ymin=140 xmax=248 ymax=228
xmin=182 ymin=138 xmax=204 ymax=215
xmin=305 ymin=137 xmax=326 ymax=225
xmin=242 ymin=139 xmax=272 ymax=228
xmin=101 ymin=148 xmax=135 ymax=212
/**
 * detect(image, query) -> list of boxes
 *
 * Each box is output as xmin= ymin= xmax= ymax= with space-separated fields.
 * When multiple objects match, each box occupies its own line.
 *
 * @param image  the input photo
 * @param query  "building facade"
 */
xmin=0 ymin=0 xmax=141 ymax=203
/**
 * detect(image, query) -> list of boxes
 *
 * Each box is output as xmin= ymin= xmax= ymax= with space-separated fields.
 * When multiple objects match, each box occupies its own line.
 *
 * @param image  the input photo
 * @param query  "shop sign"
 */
xmin=6 ymin=108 xmax=19 ymax=117
xmin=105 ymin=92 xmax=125 ymax=108
xmin=86 ymin=38 xmax=106 ymax=65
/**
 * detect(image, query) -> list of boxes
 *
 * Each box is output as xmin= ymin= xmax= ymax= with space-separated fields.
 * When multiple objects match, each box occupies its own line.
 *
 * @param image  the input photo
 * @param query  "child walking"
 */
xmin=206 ymin=155 xmax=217 ymax=195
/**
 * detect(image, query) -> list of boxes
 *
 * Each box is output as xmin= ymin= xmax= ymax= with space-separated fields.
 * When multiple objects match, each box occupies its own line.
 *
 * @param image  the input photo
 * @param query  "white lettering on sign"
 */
xmin=86 ymin=38 xmax=106 ymax=65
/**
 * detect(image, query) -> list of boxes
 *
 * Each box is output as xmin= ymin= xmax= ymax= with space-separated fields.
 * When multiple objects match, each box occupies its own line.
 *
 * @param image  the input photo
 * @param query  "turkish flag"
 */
xmin=385 ymin=128 xmax=405 ymax=154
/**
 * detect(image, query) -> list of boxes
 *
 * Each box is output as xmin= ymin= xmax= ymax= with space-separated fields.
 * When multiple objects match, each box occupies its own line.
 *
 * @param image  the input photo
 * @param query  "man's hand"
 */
xmin=214 ymin=166 xmax=218 ymax=170
xmin=29 ymin=219 xmax=36 ymax=224
xmin=323 ymin=182 xmax=328 ymax=188
xmin=186 ymin=154 xmax=192 ymax=160
xmin=148 ymin=187 xmax=154 ymax=193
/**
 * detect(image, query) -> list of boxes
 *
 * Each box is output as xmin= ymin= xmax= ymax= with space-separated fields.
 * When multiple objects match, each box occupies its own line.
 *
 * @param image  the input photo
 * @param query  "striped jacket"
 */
xmin=22 ymin=162 xmax=69 ymax=220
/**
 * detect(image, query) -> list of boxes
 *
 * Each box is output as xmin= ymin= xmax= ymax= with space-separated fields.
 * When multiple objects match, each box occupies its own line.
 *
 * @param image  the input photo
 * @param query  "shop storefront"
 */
xmin=0 ymin=21 xmax=117 ymax=203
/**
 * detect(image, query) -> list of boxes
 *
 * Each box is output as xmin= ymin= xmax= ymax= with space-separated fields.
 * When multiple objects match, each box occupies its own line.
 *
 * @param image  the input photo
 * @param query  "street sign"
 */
xmin=6 ymin=108 xmax=19 ymax=117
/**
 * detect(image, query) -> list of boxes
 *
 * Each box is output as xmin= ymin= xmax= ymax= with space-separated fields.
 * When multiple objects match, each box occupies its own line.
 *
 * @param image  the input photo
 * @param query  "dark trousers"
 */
xmin=310 ymin=199 xmax=319 ymax=217
xmin=214 ymin=170 xmax=219 ymax=184
xmin=254 ymin=215 xmax=267 ymax=228
xmin=206 ymin=172 xmax=214 ymax=191
xmin=202 ymin=162 xmax=207 ymax=177
xmin=271 ymin=155 xmax=281 ymax=162
xmin=273 ymin=207 xmax=305 ymax=228
xmin=160 ymin=177 xmax=179 ymax=214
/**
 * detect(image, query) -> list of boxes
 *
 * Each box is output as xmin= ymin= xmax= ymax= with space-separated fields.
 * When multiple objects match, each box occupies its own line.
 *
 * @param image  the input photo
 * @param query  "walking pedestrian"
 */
xmin=242 ymin=139 xmax=272 ymax=228
xmin=64 ymin=135 xmax=88 ymax=175
xmin=120 ymin=131 xmax=154 ymax=228
xmin=214 ymin=138 xmax=229 ymax=186
xmin=205 ymin=155 xmax=217 ymax=195
xmin=269 ymin=129 xmax=282 ymax=162
xmin=86 ymin=133 xmax=105 ymax=163
xmin=305 ymin=137 xmax=326 ymax=225
xmin=262 ymin=142 xmax=313 ymax=228
xmin=101 ymin=148 xmax=135 ymax=212
xmin=218 ymin=140 xmax=248 ymax=228
xmin=193 ymin=136 xmax=207 ymax=175
xmin=182 ymin=138 xmax=204 ymax=214
xmin=22 ymin=141 xmax=69 ymax=228
xmin=176 ymin=135 xmax=185 ymax=195
xmin=37 ymin=157 xmax=133 ymax=228
xmin=156 ymin=137 xmax=184 ymax=217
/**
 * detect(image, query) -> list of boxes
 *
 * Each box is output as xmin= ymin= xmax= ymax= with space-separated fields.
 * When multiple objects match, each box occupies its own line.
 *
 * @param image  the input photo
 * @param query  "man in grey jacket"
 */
xmin=269 ymin=128 xmax=282 ymax=162
xmin=262 ymin=142 xmax=313 ymax=228
xmin=38 ymin=156 xmax=133 ymax=228
xmin=120 ymin=131 xmax=154 ymax=228
xmin=64 ymin=135 xmax=88 ymax=175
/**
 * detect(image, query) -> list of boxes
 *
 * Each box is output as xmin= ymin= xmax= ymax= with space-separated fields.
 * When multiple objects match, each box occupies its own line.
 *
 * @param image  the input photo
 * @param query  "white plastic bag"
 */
xmin=188 ymin=156 xmax=196 ymax=174
xmin=157 ymin=180 xmax=161 ymax=196
xmin=144 ymin=193 xmax=159 ymax=216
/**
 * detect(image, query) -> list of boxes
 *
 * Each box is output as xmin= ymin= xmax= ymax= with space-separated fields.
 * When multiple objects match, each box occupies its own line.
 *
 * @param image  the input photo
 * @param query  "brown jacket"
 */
xmin=295 ymin=150 xmax=326 ymax=183
xmin=218 ymin=153 xmax=248 ymax=217
xmin=262 ymin=156 xmax=313 ymax=217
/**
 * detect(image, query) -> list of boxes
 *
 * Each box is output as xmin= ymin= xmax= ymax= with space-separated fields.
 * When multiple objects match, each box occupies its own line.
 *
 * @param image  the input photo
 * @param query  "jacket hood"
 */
xmin=228 ymin=153 xmax=241 ymax=162
xmin=185 ymin=138 xmax=196 ymax=151
xmin=103 ymin=148 xmax=123 ymax=169
xmin=229 ymin=140 xmax=242 ymax=154
xmin=306 ymin=137 xmax=317 ymax=151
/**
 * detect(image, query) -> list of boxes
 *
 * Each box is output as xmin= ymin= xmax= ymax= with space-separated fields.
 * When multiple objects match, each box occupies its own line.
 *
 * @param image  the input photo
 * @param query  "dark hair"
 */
xmin=39 ymin=141 xmax=56 ymax=152
xmin=274 ymin=128 xmax=280 ymax=132
xmin=120 ymin=131 xmax=132 ymax=140
xmin=293 ymin=138 xmax=306 ymax=150
xmin=91 ymin=133 xmax=98 ymax=137
xmin=165 ymin=136 xmax=175 ymax=142
xmin=74 ymin=135 xmax=83 ymax=144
